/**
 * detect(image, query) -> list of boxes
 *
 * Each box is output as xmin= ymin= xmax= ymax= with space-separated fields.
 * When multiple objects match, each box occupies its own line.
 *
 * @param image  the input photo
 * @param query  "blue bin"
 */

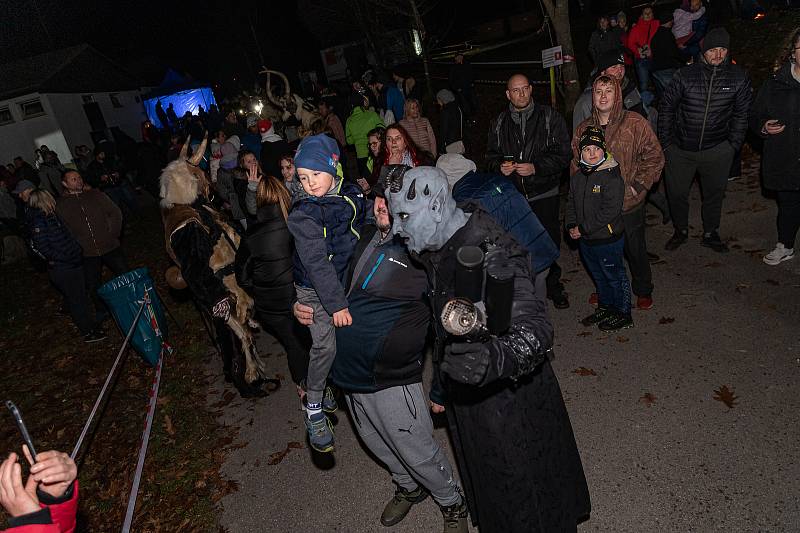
xmin=98 ymin=267 xmax=169 ymax=366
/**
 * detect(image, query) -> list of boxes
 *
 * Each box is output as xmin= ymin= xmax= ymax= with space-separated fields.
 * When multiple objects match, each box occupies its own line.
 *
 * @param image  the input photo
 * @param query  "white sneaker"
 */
xmin=763 ymin=243 xmax=794 ymax=265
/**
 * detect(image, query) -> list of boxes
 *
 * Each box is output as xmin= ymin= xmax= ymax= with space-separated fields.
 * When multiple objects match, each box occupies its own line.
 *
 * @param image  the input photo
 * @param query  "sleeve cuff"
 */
xmin=632 ymin=181 xmax=647 ymax=193
xmin=37 ymin=480 xmax=75 ymax=505
xmin=7 ymin=508 xmax=53 ymax=528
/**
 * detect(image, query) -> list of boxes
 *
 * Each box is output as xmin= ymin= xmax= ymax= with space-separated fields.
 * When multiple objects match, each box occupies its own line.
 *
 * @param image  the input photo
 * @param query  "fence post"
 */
xmin=549 ymin=66 xmax=556 ymax=109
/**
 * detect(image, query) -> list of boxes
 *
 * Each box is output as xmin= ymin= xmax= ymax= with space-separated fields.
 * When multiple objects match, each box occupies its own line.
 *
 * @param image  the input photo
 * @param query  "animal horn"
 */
xmin=263 ymin=69 xmax=291 ymax=105
xmin=406 ymin=178 xmax=417 ymax=201
xmin=179 ymin=135 xmax=190 ymax=160
xmin=189 ymin=131 xmax=208 ymax=165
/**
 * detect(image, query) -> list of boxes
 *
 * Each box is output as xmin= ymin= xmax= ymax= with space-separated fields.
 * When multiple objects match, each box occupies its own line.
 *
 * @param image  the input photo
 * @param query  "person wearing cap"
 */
xmin=658 ymin=27 xmax=752 ymax=253
xmin=573 ymin=75 xmax=664 ymax=311
xmin=566 ymin=126 xmax=631 ymax=331
xmin=257 ymin=118 xmax=289 ymax=180
xmin=292 ymin=170 xmax=467 ymax=531
xmin=572 ymin=48 xmax=647 ymax=132
xmin=241 ymin=114 xmax=262 ymax=156
xmin=286 ymin=134 xmax=366 ymax=453
xmin=436 ymin=89 xmax=465 ymax=155
xmin=12 ymin=179 xmax=35 ymax=203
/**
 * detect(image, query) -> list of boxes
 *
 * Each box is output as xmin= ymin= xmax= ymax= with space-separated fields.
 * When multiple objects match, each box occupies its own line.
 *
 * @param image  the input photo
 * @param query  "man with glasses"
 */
xmin=486 ymin=73 xmax=573 ymax=309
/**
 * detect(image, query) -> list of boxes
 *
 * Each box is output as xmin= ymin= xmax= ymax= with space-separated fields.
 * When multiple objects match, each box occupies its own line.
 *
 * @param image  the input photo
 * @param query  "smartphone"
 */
xmin=5 ymin=401 xmax=37 ymax=461
xmin=503 ymin=155 xmax=517 ymax=162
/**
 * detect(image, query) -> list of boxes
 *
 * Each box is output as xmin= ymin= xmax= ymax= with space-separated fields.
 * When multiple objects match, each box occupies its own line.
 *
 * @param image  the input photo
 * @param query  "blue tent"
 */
xmin=142 ymin=69 xmax=217 ymax=129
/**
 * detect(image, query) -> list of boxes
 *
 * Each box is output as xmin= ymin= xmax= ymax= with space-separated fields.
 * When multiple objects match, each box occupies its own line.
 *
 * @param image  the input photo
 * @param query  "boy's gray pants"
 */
xmin=295 ymin=285 xmax=335 ymax=406
xmin=347 ymin=383 xmax=461 ymax=507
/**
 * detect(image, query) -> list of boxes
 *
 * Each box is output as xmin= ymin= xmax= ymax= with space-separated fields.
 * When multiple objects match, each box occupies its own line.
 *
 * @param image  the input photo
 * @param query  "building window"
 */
xmin=109 ymin=93 xmax=123 ymax=108
xmin=0 ymin=106 xmax=13 ymax=125
xmin=20 ymin=99 xmax=45 ymax=119
xmin=82 ymin=94 xmax=94 ymax=103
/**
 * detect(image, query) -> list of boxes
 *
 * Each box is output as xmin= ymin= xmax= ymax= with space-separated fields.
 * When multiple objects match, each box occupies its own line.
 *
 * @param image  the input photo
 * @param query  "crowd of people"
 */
xmin=3 ymin=5 xmax=800 ymax=531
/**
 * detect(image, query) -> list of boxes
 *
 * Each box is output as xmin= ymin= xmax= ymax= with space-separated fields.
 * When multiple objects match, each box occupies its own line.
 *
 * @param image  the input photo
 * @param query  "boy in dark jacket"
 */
xmin=286 ymin=134 xmax=366 ymax=453
xmin=566 ymin=126 xmax=632 ymax=331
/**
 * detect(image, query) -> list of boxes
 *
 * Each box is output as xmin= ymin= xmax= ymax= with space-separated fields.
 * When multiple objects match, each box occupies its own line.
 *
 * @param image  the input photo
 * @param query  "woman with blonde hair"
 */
xmin=235 ymin=175 xmax=310 ymax=396
xmin=399 ymin=98 xmax=437 ymax=158
xmin=27 ymin=188 xmax=105 ymax=342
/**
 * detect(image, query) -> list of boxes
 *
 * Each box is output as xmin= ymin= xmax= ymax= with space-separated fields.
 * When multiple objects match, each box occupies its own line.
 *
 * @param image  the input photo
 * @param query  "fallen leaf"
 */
xmin=658 ymin=316 xmax=675 ymax=324
xmin=287 ymin=441 xmax=303 ymax=449
xmin=616 ymin=336 xmax=630 ymax=343
xmin=713 ymin=385 xmax=738 ymax=408
xmin=576 ymin=331 xmax=592 ymax=337
xmin=572 ymin=367 xmax=597 ymax=376
xmin=267 ymin=450 xmax=289 ymax=465
xmin=164 ymin=414 xmax=176 ymax=436
xmin=254 ymin=459 xmax=260 ymax=467
xmin=735 ymin=283 xmax=750 ymax=293
xmin=703 ymin=261 xmax=722 ymax=268
xmin=639 ymin=393 xmax=657 ymax=406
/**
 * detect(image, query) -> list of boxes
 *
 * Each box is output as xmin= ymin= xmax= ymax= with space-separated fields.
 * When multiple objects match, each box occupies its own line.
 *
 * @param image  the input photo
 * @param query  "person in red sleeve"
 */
xmin=0 ymin=448 xmax=78 ymax=533
xmin=626 ymin=6 xmax=659 ymax=108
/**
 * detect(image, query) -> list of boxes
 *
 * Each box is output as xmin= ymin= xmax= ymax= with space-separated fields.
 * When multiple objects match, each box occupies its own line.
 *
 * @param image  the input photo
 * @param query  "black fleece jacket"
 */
xmin=565 ymin=157 xmax=625 ymax=244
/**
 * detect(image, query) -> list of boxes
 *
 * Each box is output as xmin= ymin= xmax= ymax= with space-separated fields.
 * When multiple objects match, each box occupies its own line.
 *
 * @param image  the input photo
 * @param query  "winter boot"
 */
xmin=581 ymin=305 xmax=614 ymax=327
xmin=439 ymin=498 xmax=469 ymax=532
xmin=380 ymin=485 xmax=429 ymax=526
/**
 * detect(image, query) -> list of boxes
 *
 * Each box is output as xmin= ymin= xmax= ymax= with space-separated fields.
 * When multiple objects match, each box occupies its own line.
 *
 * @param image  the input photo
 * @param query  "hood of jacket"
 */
xmin=589 ymin=76 xmax=625 ymax=139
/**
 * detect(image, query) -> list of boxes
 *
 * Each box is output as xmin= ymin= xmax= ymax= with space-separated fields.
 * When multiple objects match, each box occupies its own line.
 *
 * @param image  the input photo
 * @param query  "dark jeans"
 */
xmin=84 ymin=248 xmax=129 ymax=312
xmin=256 ymin=310 xmax=311 ymax=386
xmin=634 ymin=58 xmax=654 ymax=108
xmin=579 ymin=238 xmax=631 ymax=315
xmin=529 ymin=194 xmax=564 ymax=299
xmin=622 ymin=206 xmax=653 ymax=297
xmin=664 ymin=142 xmax=735 ymax=234
xmin=50 ymin=266 xmax=96 ymax=335
xmin=777 ymin=190 xmax=800 ymax=249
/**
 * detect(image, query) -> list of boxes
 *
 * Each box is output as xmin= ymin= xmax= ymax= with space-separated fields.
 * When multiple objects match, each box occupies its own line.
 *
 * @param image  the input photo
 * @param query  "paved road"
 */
xmin=214 ymin=166 xmax=800 ymax=532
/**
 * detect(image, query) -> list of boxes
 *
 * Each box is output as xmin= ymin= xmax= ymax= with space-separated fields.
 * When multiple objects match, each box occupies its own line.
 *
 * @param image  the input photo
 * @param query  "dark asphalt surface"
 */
xmin=213 ymin=165 xmax=800 ymax=532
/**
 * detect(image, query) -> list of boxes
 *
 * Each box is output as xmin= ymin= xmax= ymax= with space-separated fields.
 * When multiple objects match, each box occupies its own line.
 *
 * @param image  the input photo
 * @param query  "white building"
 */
xmin=0 ymin=44 xmax=147 ymax=168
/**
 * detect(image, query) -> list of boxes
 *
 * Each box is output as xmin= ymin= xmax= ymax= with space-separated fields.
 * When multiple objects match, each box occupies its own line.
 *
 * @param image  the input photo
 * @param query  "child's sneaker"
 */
xmin=598 ymin=312 xmax=634 ymax=332
xmin=305 ymin=411 xmax=335 ymax=453
xmin=323 ymin=385 xmax=338 ymax=413
xmin=763 ymin=243 xmax=794 ymax=265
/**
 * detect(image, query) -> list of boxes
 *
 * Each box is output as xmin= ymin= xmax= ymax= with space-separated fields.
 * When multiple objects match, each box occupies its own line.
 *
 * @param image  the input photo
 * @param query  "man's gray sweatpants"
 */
xmin=295 ymin=285 xmax=336 ymax=406
xmin=347 ymin=383 xmax=461 ymax=506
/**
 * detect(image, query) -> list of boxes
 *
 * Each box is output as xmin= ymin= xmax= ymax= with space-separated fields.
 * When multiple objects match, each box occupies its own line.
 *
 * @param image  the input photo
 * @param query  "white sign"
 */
xmin=541 ymin=45 xmax=564 ymax=68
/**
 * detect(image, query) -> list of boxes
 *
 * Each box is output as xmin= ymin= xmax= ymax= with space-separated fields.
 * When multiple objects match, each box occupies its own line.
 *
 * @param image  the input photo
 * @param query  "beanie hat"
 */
xmin=294 ymin=134 xmax=340 ymax=175
xmin=246 ymin=114 xmax=258 ymax=128
xmin=595 ymin=48 xmax=626 ymax=75
xmin=702 ymin=27 xmax=730 ymax=53
xmin=258 ymin=119 xmax=272 ymax=133
xmin=436 ymin=89 xmax=455 ymax=105
xmin=436 ymin=153 xmax=477 ymax=188
xmin=579 ymin=126 xmax=606 ymax=153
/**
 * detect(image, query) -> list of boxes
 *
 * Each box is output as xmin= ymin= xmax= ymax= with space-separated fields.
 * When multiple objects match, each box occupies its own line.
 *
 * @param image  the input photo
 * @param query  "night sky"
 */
xmin=1 ymin=0 xmax=536 ymax=96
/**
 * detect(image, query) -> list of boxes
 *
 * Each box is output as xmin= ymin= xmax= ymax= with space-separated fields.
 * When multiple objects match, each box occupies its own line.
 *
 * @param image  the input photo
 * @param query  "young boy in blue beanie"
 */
xmin=287 ymin=134 xmax=366 ymax=452
xmin=566 ymin=126 xmax=632 ymax=332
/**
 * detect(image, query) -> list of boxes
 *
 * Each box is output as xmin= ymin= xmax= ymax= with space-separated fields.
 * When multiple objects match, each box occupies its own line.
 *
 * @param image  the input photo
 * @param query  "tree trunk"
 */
xmin=540 ymin=0 xmax=581 ymax=116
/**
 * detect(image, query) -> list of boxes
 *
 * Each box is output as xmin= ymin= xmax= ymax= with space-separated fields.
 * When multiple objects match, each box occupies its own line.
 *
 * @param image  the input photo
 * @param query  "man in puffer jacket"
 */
xmin=658 ymin=27 xmax=752 ymax=253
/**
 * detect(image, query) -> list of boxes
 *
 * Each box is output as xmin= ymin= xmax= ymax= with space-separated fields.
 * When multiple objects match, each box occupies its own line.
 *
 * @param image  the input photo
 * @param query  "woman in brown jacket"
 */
xmin=572 ymin=75 xmax=664 ymax=310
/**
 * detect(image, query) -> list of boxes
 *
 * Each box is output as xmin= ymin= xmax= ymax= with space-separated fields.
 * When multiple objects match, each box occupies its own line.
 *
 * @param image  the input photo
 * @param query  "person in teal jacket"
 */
xmin=345 ymin=93 xmax=384 ymax=180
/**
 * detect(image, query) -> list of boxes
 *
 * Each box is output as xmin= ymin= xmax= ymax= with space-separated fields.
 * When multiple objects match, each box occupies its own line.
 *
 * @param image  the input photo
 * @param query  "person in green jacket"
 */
xmin=346 ymin=92 xmax=384 ymax=180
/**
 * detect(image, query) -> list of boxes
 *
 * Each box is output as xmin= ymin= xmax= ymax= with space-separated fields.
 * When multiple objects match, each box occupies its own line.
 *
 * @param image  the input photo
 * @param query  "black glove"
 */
xmin=441 ymin=341 xmax=490 ymax=385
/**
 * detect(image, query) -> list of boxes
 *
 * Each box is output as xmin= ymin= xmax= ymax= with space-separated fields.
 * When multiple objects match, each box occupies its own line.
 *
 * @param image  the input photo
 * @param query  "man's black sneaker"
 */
xmin=381 ymin=485 xmax=429 ymax=526
xmin=551 ymin=291 xmax=570 ymax=309
xmin=598 ymin=313 xmax=634 ymax=332
xmin=581 ymin=306 xmax=613 ymax=327
xmin=664 ymin=229 xmax=688 ymax=251
xmin=83 ymin=328 xmax=107 ymax=343
xmin=701 ymin=231 xmax=729 ymax=253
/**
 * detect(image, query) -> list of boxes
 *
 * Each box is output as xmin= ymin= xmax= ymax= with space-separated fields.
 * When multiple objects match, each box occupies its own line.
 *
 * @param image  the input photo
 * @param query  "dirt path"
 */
xmin=213 ymin=159 xmax=800 ymax=531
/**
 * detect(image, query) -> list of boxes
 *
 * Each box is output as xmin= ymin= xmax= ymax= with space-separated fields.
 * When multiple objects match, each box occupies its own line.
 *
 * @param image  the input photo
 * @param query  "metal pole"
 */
xmin=549 ymin=66 xmax=556 ymax=109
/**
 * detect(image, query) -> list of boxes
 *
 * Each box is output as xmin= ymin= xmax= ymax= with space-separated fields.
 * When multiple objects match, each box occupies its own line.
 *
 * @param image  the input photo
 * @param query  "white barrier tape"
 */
xmin=71 ymin=295 xmax=148 ymax=460
xmin=120 ymin=346 xmax=165 ymax=533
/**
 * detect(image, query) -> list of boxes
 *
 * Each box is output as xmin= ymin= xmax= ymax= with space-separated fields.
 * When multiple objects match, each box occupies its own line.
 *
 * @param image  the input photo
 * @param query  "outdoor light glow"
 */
xmin=754 ymin=12 xmax=765 ymax=20
xmin=412 ymin=29 xmax=423 ymax=56
xmin=254 ymin=100 xmax=264 ymax=114
xmin=239 ymin=109 xmax=244 ymax=114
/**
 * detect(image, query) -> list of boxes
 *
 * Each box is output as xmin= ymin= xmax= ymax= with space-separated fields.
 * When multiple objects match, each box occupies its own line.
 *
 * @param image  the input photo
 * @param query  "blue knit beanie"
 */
xmin=294 ymin=134 xmax=340 ymax=175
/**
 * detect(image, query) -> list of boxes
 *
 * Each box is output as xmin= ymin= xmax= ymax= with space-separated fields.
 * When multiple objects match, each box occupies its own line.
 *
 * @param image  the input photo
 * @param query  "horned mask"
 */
xmin=386 ymin=166 xmax=458 ymax=254
xmin=159 ymin=134 xmax=210 ymax=208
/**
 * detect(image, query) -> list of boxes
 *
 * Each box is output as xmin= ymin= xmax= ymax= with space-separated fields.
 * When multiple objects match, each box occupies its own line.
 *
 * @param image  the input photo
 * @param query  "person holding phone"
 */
xmin=750 ymin=27 xmax=800 ymax=266
xmin=0 ymin=447 xmax=78 ymax=532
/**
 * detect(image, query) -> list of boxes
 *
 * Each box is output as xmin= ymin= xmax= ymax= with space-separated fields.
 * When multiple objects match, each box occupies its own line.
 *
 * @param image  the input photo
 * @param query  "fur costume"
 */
xmin=159 ymin=137 xmax=265 ymax=385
